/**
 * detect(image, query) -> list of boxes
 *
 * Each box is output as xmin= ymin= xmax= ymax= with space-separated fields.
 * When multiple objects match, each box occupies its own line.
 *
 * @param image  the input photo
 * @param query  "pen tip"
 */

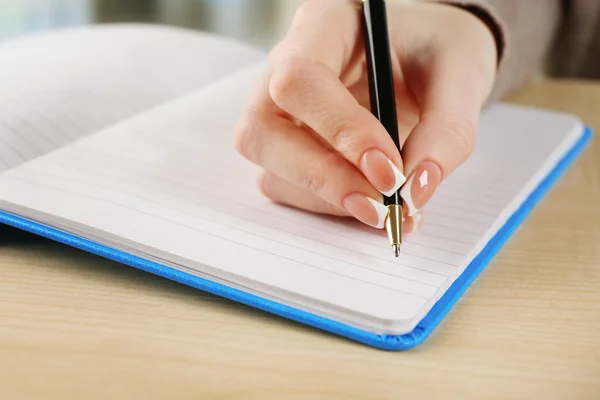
xmin=393 ymin=244 xmax=400 ymax=257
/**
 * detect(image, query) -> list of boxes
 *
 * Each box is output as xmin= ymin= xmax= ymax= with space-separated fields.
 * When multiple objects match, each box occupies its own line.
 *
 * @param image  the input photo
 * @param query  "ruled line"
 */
xmin=68 ymin=143 xmax=489 ymax=259
xmin=5 ymin=173 xmax=438 ymax=298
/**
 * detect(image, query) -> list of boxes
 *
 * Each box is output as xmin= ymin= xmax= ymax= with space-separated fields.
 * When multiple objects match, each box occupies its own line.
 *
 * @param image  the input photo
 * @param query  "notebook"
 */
xmin=0 ymin=24 xmax=592 ymax=350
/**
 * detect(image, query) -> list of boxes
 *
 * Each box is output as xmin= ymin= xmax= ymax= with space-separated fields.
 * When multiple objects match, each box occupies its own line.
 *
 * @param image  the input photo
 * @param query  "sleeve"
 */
xmin=547 ymin=0 xmax=600 ymax=79
xmin=428 ymin=0 xmax=564 ymax=101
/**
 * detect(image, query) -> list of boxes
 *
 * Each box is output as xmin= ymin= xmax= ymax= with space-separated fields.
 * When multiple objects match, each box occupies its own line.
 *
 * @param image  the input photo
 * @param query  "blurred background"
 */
xmin=0 ymin=0 xmax=305 ymax=48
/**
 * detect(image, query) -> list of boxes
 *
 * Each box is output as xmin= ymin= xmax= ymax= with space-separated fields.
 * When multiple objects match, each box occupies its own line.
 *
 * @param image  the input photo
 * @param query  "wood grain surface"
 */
xmin=1 ymin=79 xmax=599 ymax=399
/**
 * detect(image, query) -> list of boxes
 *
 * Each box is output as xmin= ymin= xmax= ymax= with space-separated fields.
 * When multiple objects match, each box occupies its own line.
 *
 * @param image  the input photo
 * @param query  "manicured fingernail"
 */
xmin=360 ymin=150 xmax=406 ymax=197
xmin=403 ymin=211 xmax=424 ymax=234
xmin=400 ymin=161 xmax=442 ymax=216
xmin=342 ymin=193 xmax=388 ymax=229
xmin=411 ymin=212 xmax=423 ymax=233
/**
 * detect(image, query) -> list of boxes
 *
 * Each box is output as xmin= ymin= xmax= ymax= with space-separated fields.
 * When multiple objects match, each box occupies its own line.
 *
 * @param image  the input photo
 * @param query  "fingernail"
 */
xmin=411 ymin=212 xmax=423 ymax=233
xmin=400 ymin=161 xmax=442 ymax=216
xmin=403 ymin=211 xmax=424 ymax=234
xmin=342 ymin=193 xmax=388 ymax=229
xmin=360 ymin=150 xmax=406 ymax=197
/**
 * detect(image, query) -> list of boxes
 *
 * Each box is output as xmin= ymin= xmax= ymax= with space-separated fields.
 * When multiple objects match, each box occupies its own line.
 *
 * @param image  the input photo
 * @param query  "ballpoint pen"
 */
xmin=361 ymin=0 xmax=403 ymax=257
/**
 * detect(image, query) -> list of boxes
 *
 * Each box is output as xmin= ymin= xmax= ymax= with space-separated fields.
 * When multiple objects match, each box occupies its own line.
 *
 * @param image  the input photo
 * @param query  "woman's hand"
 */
xmin=234 ymin=0 xmax=497 ymax=232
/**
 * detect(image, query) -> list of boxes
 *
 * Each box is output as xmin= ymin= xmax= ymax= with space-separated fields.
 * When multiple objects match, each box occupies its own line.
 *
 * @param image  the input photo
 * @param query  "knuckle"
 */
xmin=444 ymin=114 xmax=476 ymax=158
xmin=298 ymin=159 xmax=327 ymax=194
xmin=329 ymin=118 xmax=358 ymax=153
xmin=269 ymin=57 xmax=307 ymax=106
xmin=233 ymin=108 xmax=262 ymax=162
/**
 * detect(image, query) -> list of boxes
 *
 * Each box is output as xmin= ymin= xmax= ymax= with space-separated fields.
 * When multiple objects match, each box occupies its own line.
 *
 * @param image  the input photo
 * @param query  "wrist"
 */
xmin=435 ymin=1 xmax=505 ymax=66
xmin=456 ymin=4 xmax=504 ymax=65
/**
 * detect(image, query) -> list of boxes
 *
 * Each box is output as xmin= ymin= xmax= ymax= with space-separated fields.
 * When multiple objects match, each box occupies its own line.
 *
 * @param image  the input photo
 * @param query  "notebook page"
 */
xmin=0 ymin=24 xmax=264 ymax=172
xmin=0 ymin=64 xmax=584 ymax=335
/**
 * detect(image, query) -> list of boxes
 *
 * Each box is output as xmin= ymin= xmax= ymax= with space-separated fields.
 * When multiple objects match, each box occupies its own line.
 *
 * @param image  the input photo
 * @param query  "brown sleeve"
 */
xmin=547 ymin=0 xmax=600 ymax=79
xmin=428 ymin=0 xmax=563 ymax=101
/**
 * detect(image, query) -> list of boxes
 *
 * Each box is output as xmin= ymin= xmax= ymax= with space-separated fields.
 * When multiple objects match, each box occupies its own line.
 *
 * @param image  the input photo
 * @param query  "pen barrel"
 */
xmin=385 ymin=204 xmax=403 ymax=246
xmin=361 ymin=0 xmax=403 ymax=204
xmin=361 ymin=0 xmax=400 ymax=147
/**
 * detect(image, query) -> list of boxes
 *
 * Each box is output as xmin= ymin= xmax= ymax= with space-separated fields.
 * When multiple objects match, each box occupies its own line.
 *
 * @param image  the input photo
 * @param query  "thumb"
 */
xmin=399 ymin=52 xmax=494 ymax=217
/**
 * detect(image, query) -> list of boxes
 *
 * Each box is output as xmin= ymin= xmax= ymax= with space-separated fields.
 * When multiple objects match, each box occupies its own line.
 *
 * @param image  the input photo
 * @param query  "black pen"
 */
xmin=361 ymin=0 xmax=403 ymax=257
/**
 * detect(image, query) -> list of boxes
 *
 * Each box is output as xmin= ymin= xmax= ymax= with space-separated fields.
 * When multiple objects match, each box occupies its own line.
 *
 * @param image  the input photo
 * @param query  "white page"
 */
xmin=0 ymin=23 xmax=265 ymax=172
xmin=0 ymin=63 xmax=585 ymax=335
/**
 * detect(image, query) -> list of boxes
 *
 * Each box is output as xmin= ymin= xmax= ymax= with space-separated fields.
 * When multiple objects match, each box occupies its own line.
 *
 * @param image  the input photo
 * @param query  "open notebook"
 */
xmin=0 ymin=25 xmax=592 ymax=350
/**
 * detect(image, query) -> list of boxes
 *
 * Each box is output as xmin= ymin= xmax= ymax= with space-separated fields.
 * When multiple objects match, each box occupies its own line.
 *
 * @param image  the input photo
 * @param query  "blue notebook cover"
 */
xmin=0 ymin=126 xmax=592 ymax=351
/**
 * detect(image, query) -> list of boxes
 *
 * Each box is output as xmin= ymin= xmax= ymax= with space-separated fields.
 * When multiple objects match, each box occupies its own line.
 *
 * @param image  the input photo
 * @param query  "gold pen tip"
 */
xmin=385 ymin=204 xmax=403 ymax=257
xmin=393 ymin=244 xmax=400 ymax=257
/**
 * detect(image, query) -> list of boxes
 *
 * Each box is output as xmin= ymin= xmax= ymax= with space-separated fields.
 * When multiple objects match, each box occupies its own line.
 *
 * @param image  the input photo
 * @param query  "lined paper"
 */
xmin=0 ymin=62 xmax=584 ymax=334
xmin=0 ymin=24 xmax=264 ymax=172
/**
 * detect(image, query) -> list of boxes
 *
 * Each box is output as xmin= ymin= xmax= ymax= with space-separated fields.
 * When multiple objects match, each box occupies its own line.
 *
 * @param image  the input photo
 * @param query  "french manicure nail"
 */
xmin=411 ymin=212 xmax=423 ymax=233
xmin=400 ymin=161 xmax=442 ymax=216
xmin=360 ymin=149 xmax=406 ymax=197
xmin=403 ymin=211 xmax=423 ymax=234
xmin=342 ymin=193 xmax=389 ymax=229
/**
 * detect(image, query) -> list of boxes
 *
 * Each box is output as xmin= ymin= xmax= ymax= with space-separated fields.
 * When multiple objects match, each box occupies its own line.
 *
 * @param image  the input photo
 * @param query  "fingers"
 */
xmin=234 ymin=0 xmax=407 ymax=229
xmin=277 ymin=0 xmax=360 ymax=74
xmin=257 ymin=169 xmax=424 ymax=234
xmin=402 ymin=210 xmax=424 ymax=234
xmin=234 ymin=108 xmax=390 ymax=229
xmin=268 ymin=57 xmax=406 ymax=197
xmin=400 ymin=110 xmax=475 ymax=217
xmin=263 ymin=0 xmax=407 ymax=197
xmin=347 ymin=77 xmax=421 ymax=151
xmin=256 ymin=170 xmax=349 ymax=217
xmin=399 ymin=37 xmax=495 ymax=216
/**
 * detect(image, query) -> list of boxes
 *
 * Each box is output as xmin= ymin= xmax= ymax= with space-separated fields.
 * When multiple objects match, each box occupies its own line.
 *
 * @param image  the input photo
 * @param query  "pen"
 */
xmin=361 ymin=0 xmax=403 ymax=257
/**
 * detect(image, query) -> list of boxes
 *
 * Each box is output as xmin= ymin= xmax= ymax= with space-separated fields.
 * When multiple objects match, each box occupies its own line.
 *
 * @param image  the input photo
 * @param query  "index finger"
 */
xmin=269 ymin=57 xmax=406 ymax=197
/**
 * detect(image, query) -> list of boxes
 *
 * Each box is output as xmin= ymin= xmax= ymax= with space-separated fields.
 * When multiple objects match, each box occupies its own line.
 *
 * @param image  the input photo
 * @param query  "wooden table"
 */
xmin=1 ymin=80 xmax=599 ymax=399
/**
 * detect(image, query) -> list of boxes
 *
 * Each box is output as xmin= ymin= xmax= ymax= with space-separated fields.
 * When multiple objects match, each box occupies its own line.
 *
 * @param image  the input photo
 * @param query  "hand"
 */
xmin=234 ymin=0 xmax=497 ymax=232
